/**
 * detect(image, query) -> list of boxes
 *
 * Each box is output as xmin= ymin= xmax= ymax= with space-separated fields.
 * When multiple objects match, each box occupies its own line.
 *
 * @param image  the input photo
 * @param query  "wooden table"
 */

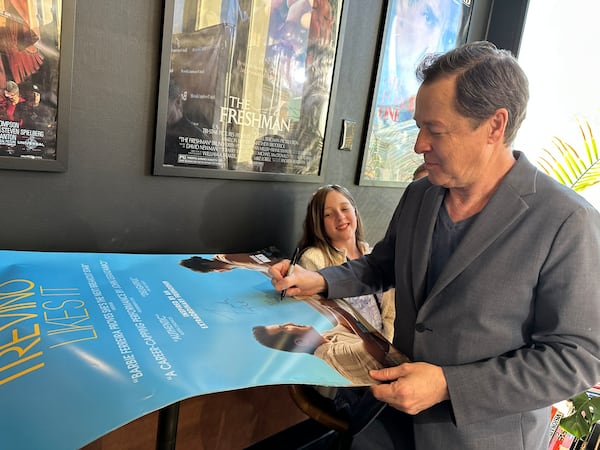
xmin=81 ymin=385 xmax=308 ymax=450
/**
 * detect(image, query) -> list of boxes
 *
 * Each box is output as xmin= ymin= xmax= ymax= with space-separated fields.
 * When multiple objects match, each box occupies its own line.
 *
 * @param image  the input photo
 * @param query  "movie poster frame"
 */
xmin=357 ymin=0 xmax=473 ymax=187
xmin=0 ymin=0 xmax=75 ymax=173
xmin=153 ymin=0 xmax=345 ymax=182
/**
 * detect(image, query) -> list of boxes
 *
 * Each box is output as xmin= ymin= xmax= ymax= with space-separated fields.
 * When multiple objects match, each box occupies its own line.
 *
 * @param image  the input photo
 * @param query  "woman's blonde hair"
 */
xmin=297 ymin=184 xmax=366 ymax=266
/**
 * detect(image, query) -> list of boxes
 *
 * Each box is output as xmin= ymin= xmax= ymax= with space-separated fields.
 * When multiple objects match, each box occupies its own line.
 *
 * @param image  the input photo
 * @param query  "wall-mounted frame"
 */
xmin=358 ymin=0 xmax=474 ymax=187
xmin=0 ymin=0 xmax=74 ymax=173
xmin=154 ymin=0 xmax=344 ymax=182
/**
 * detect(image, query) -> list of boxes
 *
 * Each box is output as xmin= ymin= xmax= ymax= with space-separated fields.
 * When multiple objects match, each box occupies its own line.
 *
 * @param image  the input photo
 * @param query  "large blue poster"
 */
xmin=359 ymin=0 xmax=473 ymax=186
xmin=0 ymin=249 xmax=396 ymax=450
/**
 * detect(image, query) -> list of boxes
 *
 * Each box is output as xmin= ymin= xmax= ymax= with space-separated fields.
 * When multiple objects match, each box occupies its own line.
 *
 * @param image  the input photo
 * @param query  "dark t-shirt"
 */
xmin=426 ymin=202 xmax=478 ymax=295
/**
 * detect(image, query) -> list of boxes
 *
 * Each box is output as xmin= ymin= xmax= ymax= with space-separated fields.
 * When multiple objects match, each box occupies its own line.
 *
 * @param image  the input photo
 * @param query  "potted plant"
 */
xmin=557 ymin=392 xmax=600 ymax=445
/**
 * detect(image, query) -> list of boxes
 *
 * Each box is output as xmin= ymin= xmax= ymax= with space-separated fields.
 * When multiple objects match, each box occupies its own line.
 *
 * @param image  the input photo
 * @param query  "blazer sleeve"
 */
xmin=444 ymin=204 xmax=600 ymax=427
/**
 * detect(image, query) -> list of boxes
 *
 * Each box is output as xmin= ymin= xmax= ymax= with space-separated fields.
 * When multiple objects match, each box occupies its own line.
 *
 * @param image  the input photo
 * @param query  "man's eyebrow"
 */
xmin=415 ymin=118 xmax=447 ymax=128
xmin=415 ymin=115 xmax=443 ymax=124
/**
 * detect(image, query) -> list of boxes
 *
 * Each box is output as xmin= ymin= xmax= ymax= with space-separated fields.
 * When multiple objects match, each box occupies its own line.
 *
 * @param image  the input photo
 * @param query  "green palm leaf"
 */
xmin=536 ymin=120 xmax=600 ymax=192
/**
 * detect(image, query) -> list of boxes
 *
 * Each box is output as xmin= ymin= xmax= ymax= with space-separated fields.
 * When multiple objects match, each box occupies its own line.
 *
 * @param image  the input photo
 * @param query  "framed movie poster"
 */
xmin=358 ymin=0 xmax=473 ymax=186
xmin=0 ymin=0 xmax=74 ymax=172
xmin=154 ymin=0 xmax=344 ymax=182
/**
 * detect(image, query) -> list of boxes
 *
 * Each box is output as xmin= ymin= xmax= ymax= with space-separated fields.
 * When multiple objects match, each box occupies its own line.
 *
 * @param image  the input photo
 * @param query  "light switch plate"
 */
xmin=339 ymin=119 xmax=356 ymax=151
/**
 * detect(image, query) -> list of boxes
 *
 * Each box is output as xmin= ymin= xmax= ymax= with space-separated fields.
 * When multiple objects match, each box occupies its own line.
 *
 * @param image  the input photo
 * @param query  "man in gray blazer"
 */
xmin=270 ymin=41 xmax=600 ymax=450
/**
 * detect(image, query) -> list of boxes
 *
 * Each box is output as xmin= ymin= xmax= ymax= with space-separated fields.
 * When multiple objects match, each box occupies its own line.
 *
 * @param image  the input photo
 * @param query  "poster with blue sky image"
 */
xmin=0 ymin=249 xmax=366 ymax=450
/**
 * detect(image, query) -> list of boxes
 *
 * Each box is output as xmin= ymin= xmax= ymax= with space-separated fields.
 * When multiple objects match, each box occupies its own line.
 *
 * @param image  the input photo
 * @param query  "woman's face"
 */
xmin=322 ymin=190 xmax=357 ymax=245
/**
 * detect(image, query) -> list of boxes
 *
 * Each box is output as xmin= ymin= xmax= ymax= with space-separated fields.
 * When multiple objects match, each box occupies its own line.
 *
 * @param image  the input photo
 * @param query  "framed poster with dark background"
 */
xmin=0 ymin=0 xmax=74 ymax=172
xmin=153 ymin=0 xmax=344 ymax=182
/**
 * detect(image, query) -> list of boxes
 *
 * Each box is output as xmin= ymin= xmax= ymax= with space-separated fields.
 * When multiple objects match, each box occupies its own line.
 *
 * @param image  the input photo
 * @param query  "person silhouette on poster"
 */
xmin=164 ymin=79 xmax=222 ymax=168
xmin=378 ymin=0 xmax=464 ymax=122
xmin=14 ymin=84 xmax=56 ymax=156
xmin=0 ymin=80 xmax=24 ymax=121
xmin=179 ymin=256 xmax=232 ymax=273
xmin=252 ymin=298 xmax=408 ymax=385
xmin=179 ymin=247 xmax=283 ymax=275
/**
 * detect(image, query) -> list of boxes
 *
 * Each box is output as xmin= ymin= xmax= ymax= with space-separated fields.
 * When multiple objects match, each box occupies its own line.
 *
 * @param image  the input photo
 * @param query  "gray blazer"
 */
xmin=321 ymin=152 xmax=600 ymax=450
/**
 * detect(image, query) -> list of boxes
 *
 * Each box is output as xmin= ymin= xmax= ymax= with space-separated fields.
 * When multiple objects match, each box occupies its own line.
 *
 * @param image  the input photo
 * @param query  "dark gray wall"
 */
xmin=0 ymin=0 xmax=492 ymax=257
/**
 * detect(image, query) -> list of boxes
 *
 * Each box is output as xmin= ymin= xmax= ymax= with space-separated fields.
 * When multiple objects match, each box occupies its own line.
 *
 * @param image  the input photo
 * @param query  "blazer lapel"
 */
xmin=412 ymin=185 xmax=445 ymax=308
xmin=426 ymin=156 xmax=535 ymax=303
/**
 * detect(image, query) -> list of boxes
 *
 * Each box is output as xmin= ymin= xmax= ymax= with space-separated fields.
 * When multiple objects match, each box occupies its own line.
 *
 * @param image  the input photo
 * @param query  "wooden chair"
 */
xmin=288 ymin=384 xmax=386 ymax=450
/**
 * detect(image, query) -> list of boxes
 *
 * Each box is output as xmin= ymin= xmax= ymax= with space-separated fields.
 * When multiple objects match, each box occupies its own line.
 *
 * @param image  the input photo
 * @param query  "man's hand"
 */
xmin=269 ymin=260 xmax=327 ymax=297
xmin=370 ymin=362 xmax=449 ymax=415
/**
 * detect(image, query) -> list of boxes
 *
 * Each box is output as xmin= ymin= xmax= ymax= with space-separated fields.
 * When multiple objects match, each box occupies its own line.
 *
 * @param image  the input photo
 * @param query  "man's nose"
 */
xmin=413 ymin=131 xmax=430 ymax=154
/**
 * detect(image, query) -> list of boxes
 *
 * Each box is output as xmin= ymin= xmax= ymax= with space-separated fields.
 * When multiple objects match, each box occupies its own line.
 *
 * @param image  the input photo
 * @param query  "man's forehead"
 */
xmin=414 ymin=78 xmax=457 ymax=119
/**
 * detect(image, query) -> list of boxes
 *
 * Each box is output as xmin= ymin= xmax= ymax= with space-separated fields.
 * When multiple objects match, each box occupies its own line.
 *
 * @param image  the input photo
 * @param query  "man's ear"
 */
xmin=293 ymin=337 xmax=314 ymax=353
xmin=294 ymin=337 xmax=310 ymax=347
xmin=488 ymin=108 xmax=508 ymax=144
xmin=294 ymin=332 xmax=324 ymax=351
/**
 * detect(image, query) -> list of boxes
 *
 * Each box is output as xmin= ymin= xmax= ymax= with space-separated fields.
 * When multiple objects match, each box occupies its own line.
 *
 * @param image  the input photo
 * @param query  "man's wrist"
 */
xmin=316 ymin=273 xmax=328 ymax=297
